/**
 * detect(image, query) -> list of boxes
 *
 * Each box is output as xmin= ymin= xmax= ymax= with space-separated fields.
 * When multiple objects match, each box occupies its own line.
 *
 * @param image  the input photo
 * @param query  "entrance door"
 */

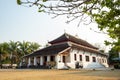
xmin=43 ymin=56 xmax=47 ymax=66
xmin=63 ymin=56 xmax=66 ymax=63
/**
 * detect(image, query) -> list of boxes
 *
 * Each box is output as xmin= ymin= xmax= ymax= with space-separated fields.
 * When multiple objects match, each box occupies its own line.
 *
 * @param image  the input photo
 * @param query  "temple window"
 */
xmin=86 ymin=56 xmax=89 ymax=62
xmin=74 ymin=54 xmax=77 ymax=61
xmin=79 ymin=55 xmax=82 ymax=61
xmin=92 ymin=57 xmax=96 ymax=62
xmin=50 ymin=56 xmax=55 ymax=61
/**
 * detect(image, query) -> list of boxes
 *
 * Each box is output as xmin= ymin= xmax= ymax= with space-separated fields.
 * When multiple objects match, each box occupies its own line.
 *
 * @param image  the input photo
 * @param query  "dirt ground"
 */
xmin=0 ymin=69 xmax=120 ymax=80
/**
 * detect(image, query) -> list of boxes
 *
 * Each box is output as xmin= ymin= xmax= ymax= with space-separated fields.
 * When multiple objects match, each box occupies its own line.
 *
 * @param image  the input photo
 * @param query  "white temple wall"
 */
xmin=56 ymin=55 xmax=65 ymax=69
xmin=21 ymin=48 xmax=108 ymax=69
xmin=64 ymin=48 xmax=109 ymax=69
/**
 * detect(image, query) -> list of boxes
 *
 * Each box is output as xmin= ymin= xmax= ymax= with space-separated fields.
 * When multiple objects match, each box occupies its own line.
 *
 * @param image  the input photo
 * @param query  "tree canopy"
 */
xmin=0 ymin=41 xmax=40 ymax=67
xmin=108 ymin=46 xmax=119 ymax=64
xmin=17 ymin=0 xmax=120 ymax=50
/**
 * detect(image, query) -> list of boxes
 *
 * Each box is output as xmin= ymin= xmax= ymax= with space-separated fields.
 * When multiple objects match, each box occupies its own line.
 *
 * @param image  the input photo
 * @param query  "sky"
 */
xmin=0 ymin=0 xmax=110 ymax=51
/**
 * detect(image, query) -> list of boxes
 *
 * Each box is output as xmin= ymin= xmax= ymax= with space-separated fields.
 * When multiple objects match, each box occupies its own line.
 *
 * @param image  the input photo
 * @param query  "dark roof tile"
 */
xmin=25 ymin=42 xmax=70 ymax=57
xmin=49 ymin=33 xmax=98 ymax=49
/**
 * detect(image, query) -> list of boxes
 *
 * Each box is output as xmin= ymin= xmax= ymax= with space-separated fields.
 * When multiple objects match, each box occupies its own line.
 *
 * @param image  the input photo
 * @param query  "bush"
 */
xmin=46 ymin=61 xmax=56 ymax=69
xmin=114 ymin=63 xmax=120 ymax=69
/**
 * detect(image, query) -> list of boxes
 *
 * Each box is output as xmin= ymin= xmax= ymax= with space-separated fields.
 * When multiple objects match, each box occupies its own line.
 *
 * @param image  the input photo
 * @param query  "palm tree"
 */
xmin=0 ymin=42 xmax=9 ymax=68
xmin=18 ymin=41 xmax=31 ymax=56
xmin=19 ymin=41 xmax=40 ymax=56
xmin=8 ymin=41 xmax=19 ymax=66
xmin=30 ymin=42 xmax=40 ymax=52
xmin=0 ymin=41 xmax=41 ymax=68
xmin=0 ymin=43 xmax=3 ymax=68
xmin=18 ymin=41 xmax=40 ymax=66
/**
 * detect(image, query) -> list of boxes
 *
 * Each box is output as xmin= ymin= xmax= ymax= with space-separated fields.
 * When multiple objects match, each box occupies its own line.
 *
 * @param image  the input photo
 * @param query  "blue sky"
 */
xmin=0 ymin=0 xmax=109 ymax=50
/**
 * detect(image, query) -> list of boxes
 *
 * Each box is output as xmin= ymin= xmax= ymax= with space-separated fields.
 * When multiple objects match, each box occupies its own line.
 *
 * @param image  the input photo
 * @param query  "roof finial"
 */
xmin=75 ymin=34 xmax=79 ymax=38
xmin=64 ymin=29 xmax=66 ymax=33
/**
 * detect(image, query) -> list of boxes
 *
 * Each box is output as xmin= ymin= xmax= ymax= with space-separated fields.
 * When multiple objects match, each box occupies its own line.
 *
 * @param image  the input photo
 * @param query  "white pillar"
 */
xmin=90 ymin=53 xmax=92 ymax=62
xmin=69 ymin=51 xmax=72 ymax=63
xmin=19 ymin=62 xmax=22 ymax=67
xmin=119 ymin=52 xmax=120 ymax=58
xmin=60 ymin=55 xmax=62 ymax=63
xmin=23 ymin=58 xmax=25 ymax=62
xmin=55 ymin=55 xmax=58 ymax=62
xmin=28 ymin=57 xmax=31 ymax=67
xmin=34 ymin=56 xmax=37 ymax=66
xmin=57 ymin=55 xmax=61 ymax=63
xmin=40 ymin=56 xmax=43 ymax=65
xmin=47 ymin=56 xmax=50 ymax=62
xmin=82 ymin=53 xmax=85 ymax=68
xmin=83 ymin=51 xmax=86 ymax=62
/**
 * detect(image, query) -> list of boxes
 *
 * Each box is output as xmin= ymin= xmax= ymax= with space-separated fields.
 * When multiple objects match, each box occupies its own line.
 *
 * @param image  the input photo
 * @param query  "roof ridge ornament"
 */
xmin=64 ymin=32 xmax=69 ymax=39
xmin=64 ymin=29 xmax=66 ymax=33
xmin=67 ymin=42 xmax=72 ymax=46
xmin=75 ymin=34 xmax=79 ymax=38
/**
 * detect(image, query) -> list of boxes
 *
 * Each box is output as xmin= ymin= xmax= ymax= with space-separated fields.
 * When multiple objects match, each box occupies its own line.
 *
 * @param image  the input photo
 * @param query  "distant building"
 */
xmin=20 ymin=33 xmax=109 ymax=69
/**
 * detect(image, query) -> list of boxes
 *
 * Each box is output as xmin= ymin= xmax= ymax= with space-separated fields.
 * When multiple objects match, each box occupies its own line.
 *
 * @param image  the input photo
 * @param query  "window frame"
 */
xmin=79 ymin=55 xmax=82 ymax=61
xmin=92 ymin=57 xmax=96 ymax=62
xmin=74 ymin=54 xmax=77 ymax=61
xmin=85 ymin=56 xmax=89 ymax=62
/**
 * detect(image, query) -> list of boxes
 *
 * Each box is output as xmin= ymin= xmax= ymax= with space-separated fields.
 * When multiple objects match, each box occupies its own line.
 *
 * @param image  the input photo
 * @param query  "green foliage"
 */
xmin=0 ymin=42 xmax=9 ymax=66
xmin=65 ymin=0 xmax=73 ymax=2
xmin=0 ymin=41 xmax=40 ymax=66
xmin=17 ymin=0 xmax=21 ymax=5
xmin=47 ymin=61 xmax=56 ymax=68
xmin=38 ymin=9 xmax=45 ymax=13
xmin=17 ymin=0 xmax=120 ymax=50
xmin=88 ymin=0 xmax=120 ymax=50
xmin=43 ymin=0 xmax=47 ymax=2
xmin=104 ymin=41 xmax=111 ymax=46
xmin=108 ymin=47 xmax=119 ymax=64
xmin=2 ymin=58 xmax=11 ymax=64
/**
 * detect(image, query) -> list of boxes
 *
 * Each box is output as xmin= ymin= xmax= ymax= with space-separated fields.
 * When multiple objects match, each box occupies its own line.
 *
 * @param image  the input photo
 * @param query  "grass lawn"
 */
xmin=0 ymin=69 xmax=120 ymax=80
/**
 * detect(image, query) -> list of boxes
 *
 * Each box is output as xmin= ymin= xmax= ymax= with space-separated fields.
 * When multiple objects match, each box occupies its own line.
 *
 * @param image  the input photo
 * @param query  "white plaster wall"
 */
xmin=64 ymin=48 xmax=109 ymax=69
xmin=50 ymin=48 xmax=108 ymax=69
xmin=83 ymin=52 xmax=108 ymax=68
xmin=55 ymin=55 xmax=69 ymax=69
xmin=83 ymin=52 xmax=90 ymax=68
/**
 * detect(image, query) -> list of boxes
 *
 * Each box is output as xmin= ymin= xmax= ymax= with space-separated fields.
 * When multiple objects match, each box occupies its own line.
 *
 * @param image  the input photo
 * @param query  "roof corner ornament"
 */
xmin=63 ymin=30 xmax=69 ymax=39
xmin=64 ymin=29 xmax=66 ymax=33
xmin=75 ymin=34 xmax=79 ymax=38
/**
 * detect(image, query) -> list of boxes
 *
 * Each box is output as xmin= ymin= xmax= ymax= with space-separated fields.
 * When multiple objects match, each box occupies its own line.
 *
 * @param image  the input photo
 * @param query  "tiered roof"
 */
xmin=49 ymin=33 xmax=98 ymax=49
xmin=25 ymin=42 xmax=70 ymax=57
xmin=24 ymin=33 xmax=107 ymax=57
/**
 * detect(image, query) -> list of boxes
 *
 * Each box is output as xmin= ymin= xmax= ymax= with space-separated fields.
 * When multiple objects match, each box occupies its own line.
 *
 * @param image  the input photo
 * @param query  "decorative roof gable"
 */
xmin=24 ymin=33 xmax=108 ymax=57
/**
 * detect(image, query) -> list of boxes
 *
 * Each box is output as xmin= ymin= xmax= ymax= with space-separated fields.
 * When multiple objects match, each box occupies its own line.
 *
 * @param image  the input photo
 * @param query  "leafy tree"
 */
xmin=18 ymin=41 xmax=40 ymax=56
xmin=18 ymin=41 xmax=40 ymax=65
xmin=108 ymin=47 xmax=119 ymax=65
xmin=29 ymin=42 xmax=40 ymax=52
xmin=8 ymin=41 xmax=20 ymax=66
xmin=0 ymin=42 xmax=9 ymax=68
xmin=0 ymin=41 xmax=40 ymax=67
xmin=17 ymin=0 xmax=120 ymax=50
xmin=18 ymin=41 xmax=31 ymax=56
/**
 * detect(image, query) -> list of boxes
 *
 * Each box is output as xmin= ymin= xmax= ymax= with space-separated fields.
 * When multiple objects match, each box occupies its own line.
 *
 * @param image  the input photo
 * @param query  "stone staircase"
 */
xmin=85 ymin=63 xmax=106 ymax=69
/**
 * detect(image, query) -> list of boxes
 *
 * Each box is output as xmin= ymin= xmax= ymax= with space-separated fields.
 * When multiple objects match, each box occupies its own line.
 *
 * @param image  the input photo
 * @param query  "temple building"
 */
xmin=20 ymin=33 xmax=109 ymax=69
